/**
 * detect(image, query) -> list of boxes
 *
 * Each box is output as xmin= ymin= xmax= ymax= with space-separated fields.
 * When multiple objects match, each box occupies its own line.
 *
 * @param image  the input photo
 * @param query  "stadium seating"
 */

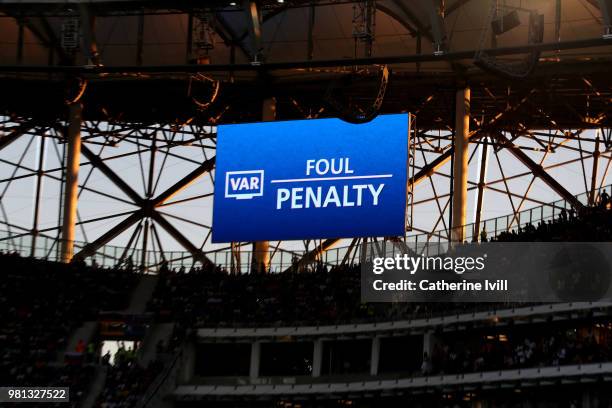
xmin=2 ymin=204 xmax=612 ymax=406
xmin=0 ymin=253 xmax=138 ymax=406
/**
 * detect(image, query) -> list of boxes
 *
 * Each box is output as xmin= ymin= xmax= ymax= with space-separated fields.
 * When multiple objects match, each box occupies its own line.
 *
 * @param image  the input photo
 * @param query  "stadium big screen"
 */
xmin=212 ymin=114 xmax=410 ymax=242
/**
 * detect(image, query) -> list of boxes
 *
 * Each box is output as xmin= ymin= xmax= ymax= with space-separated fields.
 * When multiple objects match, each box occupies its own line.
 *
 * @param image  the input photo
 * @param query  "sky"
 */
xmin=0 ymin=121 xmax=607 ymax=270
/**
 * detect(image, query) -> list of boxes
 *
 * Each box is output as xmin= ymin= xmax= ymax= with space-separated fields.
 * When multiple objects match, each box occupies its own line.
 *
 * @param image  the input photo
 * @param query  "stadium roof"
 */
xmin=1 ymin=0 xmax=611 ymax=126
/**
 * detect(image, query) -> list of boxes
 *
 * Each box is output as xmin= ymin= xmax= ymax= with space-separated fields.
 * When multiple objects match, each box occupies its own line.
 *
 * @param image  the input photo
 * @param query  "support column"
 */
xmin=423 ymin=331 xmax=436 ymax=357
xmin=589 ymin=136 xmax=600 ymax=206
xmin=312 ymin=339 xmax=323 ymax=377
xmin=60 ymin=103 xmax=82 ymax=262
xmin=31 ymin=134 xmax=46 ymax=257
xmin=307 ymin=1 xmax=315 ymax=61
xmin=370 ymin=336 xmax=380 ymax=376
xmin=422 ymin=330 xmax=437 ymax=375
xmin=249 ymin=341 xmax=261 ymax=380
xmin=181 ymin=341 xmax=196 ymax=383
xmin=473 ymin=137 xmax=489 ymax=241
xmin=582 ymin=390 xmax=593 ymax=408
xmin=252 ymin=97 xmax=275 ymax=273
xmin=451 ymin=87 xmax=470 ymax=242
xmin=16 ymin=18 xmax=24 ymax=65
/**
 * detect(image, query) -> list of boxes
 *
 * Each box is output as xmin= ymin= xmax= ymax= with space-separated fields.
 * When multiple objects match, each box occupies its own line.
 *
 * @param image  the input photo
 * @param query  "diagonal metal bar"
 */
xmin=410 ymin=147 xmax=454 ymax=187
xmin=0 ymin=123 xmax=32 ymax=151
xmin=119 ymin=220 xmax=143 ymax=265
xmin=158 ymin=192 xmax=214 ymax=207
xmin=1 ymin=12 xmax=70 ymax=64
xmin=158 ymin=211 xmax=211 ymax=229
xmin=150 ymin=222 xmax=166 ymax=262
xmin=0 ymin=210 xmax=137 ymax=240
xmin=214 ymin=12 xmax=253 ymax=60
xmin=74 ymin=211 xmax=142 ymax=259
xmin=419 ymin=144 xmax=451 ymax=235
xmin=152 ymin=157 xmax=215 ymax=206
xmin=152 ymin=131 xmax=177 ymax=196
xmin=151 ymin=211 xmax=212 ymax=267
xmin=388 ymin=0 xmax=433 ymax=41
xmin=286 ymin=238 xmax=341 ymax=273
xmin=1 ymin=135 xmax=35 ymax=197
xmin=491 ymin=132 xmax=584 ymax=209
xmin=80 ymin=144 xmax=143 ymax=205
xmin=376 ymin=2 xmax=418 ymax=36
xmin=492 ymin=147 xmax=518 ymax=228
xmin=423 ymin=0 xmax=475 ymax=32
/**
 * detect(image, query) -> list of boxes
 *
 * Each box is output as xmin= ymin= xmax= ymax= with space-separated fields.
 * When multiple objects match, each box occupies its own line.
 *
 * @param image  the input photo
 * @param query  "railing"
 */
xmin=175 ymin=362 xmax=612 ymax=397
xmin=136 ymin=349 xmax=183 ymax=408
xmin=0 ymin=184 xmax=608 ymax=272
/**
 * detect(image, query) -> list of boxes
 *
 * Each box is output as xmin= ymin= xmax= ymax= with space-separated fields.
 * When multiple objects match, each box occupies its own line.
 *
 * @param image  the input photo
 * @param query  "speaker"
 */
xmin=491 ymin=10 xmax=521 ymax=35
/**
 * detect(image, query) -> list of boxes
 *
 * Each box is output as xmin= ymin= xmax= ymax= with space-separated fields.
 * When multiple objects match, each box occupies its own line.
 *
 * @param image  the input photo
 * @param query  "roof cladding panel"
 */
xmin=0 ymin=0 xmax=611 ymax=127
xmin=0 ymin=0 xmax=609 ymax=68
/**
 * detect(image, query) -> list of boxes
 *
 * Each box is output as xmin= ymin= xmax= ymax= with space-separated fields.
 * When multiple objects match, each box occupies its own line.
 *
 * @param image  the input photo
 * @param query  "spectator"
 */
xmin=75 ymin=339 xmax=86 ymax=354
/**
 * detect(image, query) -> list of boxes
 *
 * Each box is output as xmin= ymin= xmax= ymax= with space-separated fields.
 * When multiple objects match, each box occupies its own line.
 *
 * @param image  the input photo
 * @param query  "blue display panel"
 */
xmin=212 ymin=114 xmax=409 ymax=242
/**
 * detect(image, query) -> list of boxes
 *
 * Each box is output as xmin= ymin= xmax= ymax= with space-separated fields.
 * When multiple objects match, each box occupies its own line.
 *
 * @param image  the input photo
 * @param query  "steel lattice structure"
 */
xmin=1 ymin=0 xmax=612 ymax=271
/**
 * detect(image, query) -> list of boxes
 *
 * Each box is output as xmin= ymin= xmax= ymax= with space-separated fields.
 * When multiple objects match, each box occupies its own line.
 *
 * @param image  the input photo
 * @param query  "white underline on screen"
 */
xmin=270 ymin=174 xmax=393 ymax=183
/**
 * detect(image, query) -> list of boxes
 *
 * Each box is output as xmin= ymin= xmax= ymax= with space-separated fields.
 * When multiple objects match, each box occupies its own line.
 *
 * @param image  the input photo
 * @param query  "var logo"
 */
xmin=225 ymin=170 xmax=264 ymax=200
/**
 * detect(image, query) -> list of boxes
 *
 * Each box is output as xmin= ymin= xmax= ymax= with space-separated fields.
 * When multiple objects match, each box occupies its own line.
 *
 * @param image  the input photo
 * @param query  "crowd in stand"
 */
xmin=95 ymin=344 xmax=163 ymax=408
xmin=145 ymin=203 xmax=612 ymax=327
xmin=492 ymin=192 xmax=612 ymax=242
xmin=0 ymin=252 xmax=138 ymax=405
xmin=424 ymin=325 xmax=611 ymax=375
xmin=148 ymin=262 xmax=379 ymax=327
xmin=2 ymin=196 xmax=612 ymax=405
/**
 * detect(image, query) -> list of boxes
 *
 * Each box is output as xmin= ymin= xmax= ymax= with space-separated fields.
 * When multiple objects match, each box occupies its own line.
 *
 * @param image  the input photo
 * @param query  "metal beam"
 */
xmin=423 ymin=0 xmax=475 ymax=32
xmin=219 ymin=0 xmax=285 ymax=59
xmin=307 ymin=1 xmax=316 ymax=60
xmin=80 ymin=144 xmax=143 ymax=205
xmin=136 ymin=10 xmax=145 ymax=66
xmin=2 ymin=37 xmax=610 ymax=73
xmin=590 ymin=135 xmax=601 ymax=205
xmin=186 ymin=12 xmax=194 ymax=62
xmin=376 ymin=2 xmax=418 ymax=36
xmin=587 ymin=0 xmax=601 ymax=9
xmin=60 ymin=103 xmax=81 ymax=262
xmin=140 ymin=218 xmax=149 ymax=270
xmin=242 ymin=0 xmax=263 ymax=62
xmin=79 ymin=4 xmax=102 ymax=65
xmin=598 ymin=0 xmax=612 ymax=34
xmin=16 ymin=17 xmax=24 ymax=64
xmin=31 ymin=132 xmax=46 ymax=257
xmin=421 ymin=0 xmax=447 ymax=52
xmin=38 ymin=16 xmax=71 ymax=64
xmin=473 ymin=137 xmax=489 ymax=241
xmin=491 ymin=132 xmax=584 ymax=209
xmin=0 ymin=124 xmax=31 ymax=151
xmin=451 ymin=87 xmax=470 ymax=242
xmin=152 ymin=157 xmax=215 ymax=206
xmin=75 ymin=211 xmax=142 ymax=259
xmin=555 ymin=0 xmax=562 ymax=43
xmin=387 ymin=0 xmax=434 ymax=42
xmin=214 ymin=12 xmax=253 ymax=61
xmin=411 ymin=147 xmax=452 ymax=187
xmin=151 ymin=211 xmax=212 ymax=267
xmin=1 ymin=10 xmax=71 ymax=64
xmin=289 ymin=238 xmax=341 ymax=272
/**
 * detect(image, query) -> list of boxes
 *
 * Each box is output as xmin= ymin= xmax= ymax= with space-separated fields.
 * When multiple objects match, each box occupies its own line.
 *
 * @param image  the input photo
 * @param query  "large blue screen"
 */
xmin=212 ymin=114 xmax=409 ymax=242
